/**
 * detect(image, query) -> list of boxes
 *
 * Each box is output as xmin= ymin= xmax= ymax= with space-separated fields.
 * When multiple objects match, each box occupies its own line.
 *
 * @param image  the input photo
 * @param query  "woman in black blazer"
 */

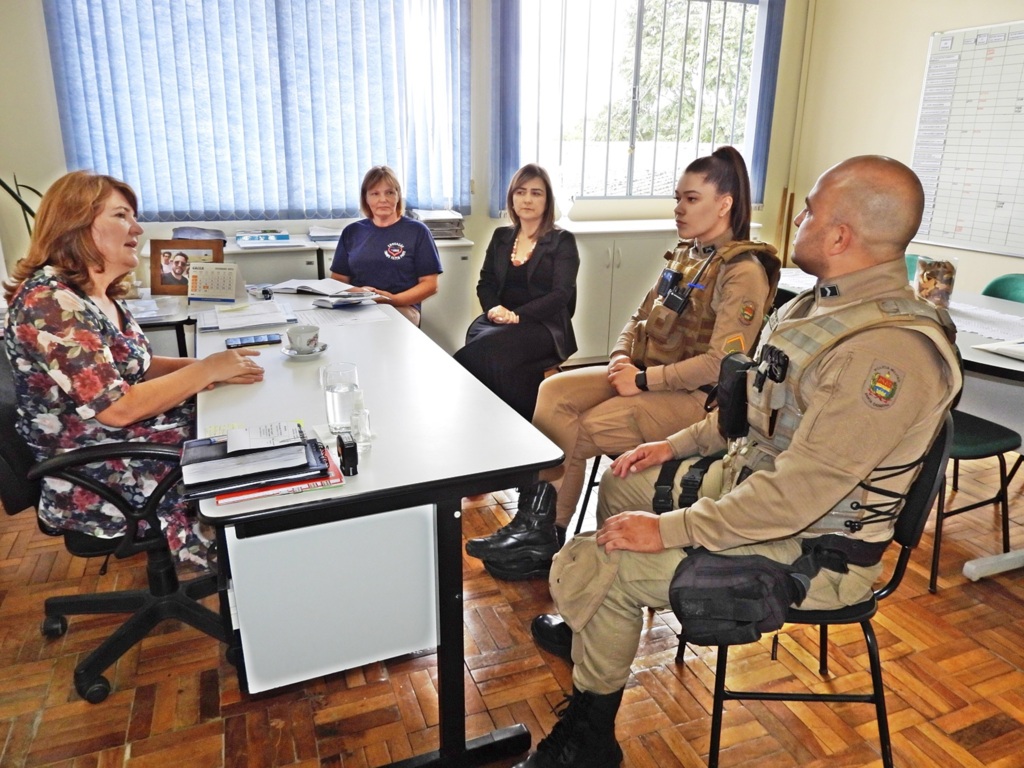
xmin=454 ymin=164 xmax=579 ymax=420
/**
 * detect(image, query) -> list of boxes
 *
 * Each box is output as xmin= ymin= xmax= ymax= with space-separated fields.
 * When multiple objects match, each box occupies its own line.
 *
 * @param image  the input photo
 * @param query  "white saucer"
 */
xmin=280 ymin=342 xmax=328 ymax=359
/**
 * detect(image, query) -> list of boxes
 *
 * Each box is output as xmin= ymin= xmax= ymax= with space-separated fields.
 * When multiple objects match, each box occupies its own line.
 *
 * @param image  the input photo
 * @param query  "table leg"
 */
xmin=388 ymin=499 xmax=531 ymax=767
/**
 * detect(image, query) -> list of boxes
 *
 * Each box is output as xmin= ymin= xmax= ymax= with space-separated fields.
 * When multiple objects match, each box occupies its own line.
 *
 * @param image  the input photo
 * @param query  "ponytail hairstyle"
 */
xmin=684 ymin=146 xmax=752 ymax=241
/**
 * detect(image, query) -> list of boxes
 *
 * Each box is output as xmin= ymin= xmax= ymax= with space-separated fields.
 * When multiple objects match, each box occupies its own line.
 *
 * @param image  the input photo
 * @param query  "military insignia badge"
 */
xmin=739 ymin=300 xmax=757 ymax=325
xmin=723 ymin=334 xmax=745 ymax=354
xmin=863 ymin=362 xmax=902 ymax=408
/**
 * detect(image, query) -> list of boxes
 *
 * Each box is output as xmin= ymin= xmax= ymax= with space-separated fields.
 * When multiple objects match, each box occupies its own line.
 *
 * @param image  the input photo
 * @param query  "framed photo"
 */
xmin=149 ymin=239 xmax=224 ymax=296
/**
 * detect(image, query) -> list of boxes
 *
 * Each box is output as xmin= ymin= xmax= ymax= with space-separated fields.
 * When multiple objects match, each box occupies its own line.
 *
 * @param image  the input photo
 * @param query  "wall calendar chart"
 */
xmin=911 ymin=20 xmax=1024 ymax=258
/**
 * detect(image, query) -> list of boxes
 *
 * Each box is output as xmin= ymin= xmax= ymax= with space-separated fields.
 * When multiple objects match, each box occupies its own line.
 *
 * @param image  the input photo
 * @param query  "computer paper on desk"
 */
xmin=948 ymin=302 xmax=1023 ymax=341
xmin=198 ymin=300 xmax=294 ymax=331
xmin=973 ymin=339 xmax=1024 ymax=362
xmin=223 ymin=420 xmax=305 ymax=451
xmin=294 ymin=304 xmax=389 ymax=327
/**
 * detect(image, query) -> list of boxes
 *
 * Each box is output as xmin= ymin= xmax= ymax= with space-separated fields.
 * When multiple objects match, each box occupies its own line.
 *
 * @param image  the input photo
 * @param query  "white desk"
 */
xmin=194 ymin=297 xmax=562 ymax=766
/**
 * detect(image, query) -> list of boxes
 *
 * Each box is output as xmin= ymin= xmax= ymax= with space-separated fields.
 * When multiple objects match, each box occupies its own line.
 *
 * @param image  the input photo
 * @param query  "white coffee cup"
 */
xmin=286 ymin=324 xmax=320 ymax=354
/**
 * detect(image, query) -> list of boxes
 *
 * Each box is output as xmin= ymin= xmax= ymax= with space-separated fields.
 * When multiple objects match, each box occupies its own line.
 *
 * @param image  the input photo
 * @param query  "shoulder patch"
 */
xmin=863 ymin=362 xmax=903 ymax=408
xmin=739 ymin=300 xmax=757 ymax=325
xmin=723 ymin=334 xmax=745 ymax=355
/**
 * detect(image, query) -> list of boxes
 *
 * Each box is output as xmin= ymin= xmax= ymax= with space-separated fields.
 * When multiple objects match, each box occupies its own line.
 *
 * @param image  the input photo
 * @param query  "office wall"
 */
xmin=2 ymin=1 xmax=1021 ymax=292
xmin=785 ymin=0 xmax=1024 ymax=291
xmin=0 ymin=0 xmax=65 ymax=268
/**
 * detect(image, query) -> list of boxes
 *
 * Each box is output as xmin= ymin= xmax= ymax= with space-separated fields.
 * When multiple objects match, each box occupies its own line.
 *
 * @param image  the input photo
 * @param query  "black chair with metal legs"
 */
xmin=928 ymin=410 xmax=1021 ymax=593
xmin=574 ymin=454 xmax=619 ymax=535
xmin=703 ymin=414 xmax=952 ymax=768
xmin=928 ymin=273 xmax=1024 ymax=592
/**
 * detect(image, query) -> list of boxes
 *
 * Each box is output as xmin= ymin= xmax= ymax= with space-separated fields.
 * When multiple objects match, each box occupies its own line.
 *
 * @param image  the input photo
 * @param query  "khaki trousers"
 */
xmin=533 ymin=367 xmax=709 ymax=527
xmin=551 ymin=465 xmax=881 ymax=695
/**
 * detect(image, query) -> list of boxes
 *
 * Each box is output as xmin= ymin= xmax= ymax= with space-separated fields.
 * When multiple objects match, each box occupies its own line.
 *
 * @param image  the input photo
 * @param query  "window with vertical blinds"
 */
xmin=43 ymin=0 xmax=471 ymax=223
xmin=494 ymin=0 xmax=783 ymax=213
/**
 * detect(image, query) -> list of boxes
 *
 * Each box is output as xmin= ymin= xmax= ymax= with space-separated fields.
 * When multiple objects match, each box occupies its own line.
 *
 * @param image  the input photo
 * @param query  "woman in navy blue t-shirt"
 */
xmin=330 ymin=166 xmax=442 ymax=325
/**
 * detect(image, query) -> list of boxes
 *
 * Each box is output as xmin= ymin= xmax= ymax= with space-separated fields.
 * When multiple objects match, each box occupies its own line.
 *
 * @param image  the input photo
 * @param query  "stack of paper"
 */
xmin=197 ymin=300 xmax=296 ymax=331
xmin=308 ymin=226 xmax=343 ymax=242
xmin=410 ymin=209 xmax=465 ymax=239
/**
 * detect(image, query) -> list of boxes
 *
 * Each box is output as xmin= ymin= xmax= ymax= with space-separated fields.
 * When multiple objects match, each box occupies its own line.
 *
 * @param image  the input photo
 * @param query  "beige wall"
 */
xmin=776 ymin=0 xmax=1024 ymax=291
xmin=0 ymin=0 xmax=65 ymax=269
xmin=2 ymin=0 xmax=1021 ymax=291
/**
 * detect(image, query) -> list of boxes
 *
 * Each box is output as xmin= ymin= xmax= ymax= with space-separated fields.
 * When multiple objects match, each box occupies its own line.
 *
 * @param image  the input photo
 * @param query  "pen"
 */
xmin=193 ymin=435 xmax=228 ymax=444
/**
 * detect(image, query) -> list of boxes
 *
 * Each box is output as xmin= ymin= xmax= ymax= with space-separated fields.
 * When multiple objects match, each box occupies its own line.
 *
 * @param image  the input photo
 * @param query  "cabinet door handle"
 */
xmin=614 ymin=247 xmax=622 ymax=269
xmin=605 ymin=247 xmax=613 ymax=269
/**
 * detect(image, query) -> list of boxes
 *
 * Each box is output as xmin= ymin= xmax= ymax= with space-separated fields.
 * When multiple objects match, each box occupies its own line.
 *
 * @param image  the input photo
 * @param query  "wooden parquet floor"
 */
xmin=1 ymin=455 xmax=1023 ymax=768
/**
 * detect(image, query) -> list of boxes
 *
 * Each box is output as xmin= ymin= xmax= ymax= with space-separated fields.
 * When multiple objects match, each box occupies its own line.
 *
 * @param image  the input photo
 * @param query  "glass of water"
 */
xmin=319 ymin=362 xmax=359 ymax=434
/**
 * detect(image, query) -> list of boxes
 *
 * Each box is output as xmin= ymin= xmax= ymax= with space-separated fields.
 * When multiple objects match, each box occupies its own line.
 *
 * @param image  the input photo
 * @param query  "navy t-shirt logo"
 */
xmin=385 ymin=242 xmax=407 ymax=260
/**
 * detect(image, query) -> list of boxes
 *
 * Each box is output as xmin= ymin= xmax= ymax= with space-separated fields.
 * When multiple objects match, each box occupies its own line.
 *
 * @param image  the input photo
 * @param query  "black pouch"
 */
xmin=668 ymin=548 xmax=810 ymax=646
xmin=716 ymin=352 xmax=755 ymax=438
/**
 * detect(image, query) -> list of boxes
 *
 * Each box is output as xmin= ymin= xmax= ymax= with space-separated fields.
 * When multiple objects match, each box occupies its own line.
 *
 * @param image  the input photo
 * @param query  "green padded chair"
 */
xmin=905 ymin=253 xmax=920 ymax=283
xmin=929 ymin=273 xmax=1024 ymax=592
xmin=982 ymin=273 xmax=1024 ymax=304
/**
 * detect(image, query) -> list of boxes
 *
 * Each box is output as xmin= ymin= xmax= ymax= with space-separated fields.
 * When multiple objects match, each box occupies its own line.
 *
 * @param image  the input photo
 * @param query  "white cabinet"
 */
xmin=223 ymin=238 xmax=321 ymax=284
xmin=562 ymin=222 xmax=678 ymax=363
xmin=420 ymin=238 xmax=476 ymax=354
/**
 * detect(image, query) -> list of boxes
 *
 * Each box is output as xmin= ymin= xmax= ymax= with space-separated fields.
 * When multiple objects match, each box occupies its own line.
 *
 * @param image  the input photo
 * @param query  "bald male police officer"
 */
xmin=514 ymin=155 xmax=962 ymax=768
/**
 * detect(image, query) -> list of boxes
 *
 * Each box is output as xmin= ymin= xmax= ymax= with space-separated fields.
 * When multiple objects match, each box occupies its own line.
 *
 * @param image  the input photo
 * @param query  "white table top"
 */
xmin=776 ymin=268 xmax=1024 ymax=382
xmin=947 ymin=293 xmax=1024 ymax=382
xmin=193 ymin=297 xmax=563 ymax=523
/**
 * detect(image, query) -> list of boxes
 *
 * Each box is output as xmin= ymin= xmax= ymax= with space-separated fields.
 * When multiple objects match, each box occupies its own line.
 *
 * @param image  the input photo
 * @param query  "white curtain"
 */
xmin=43 ymin=0 xmax=470 ymax=222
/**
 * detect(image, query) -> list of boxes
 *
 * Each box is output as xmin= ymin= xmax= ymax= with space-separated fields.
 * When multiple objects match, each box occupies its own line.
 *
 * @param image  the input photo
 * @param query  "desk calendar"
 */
xmin=189 ymin=263 xmax=242 ymax=302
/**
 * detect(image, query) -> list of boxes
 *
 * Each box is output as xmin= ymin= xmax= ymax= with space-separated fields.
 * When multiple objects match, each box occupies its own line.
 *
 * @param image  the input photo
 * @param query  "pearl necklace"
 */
xmin=511 ymin=232 xmax=536 ymax=266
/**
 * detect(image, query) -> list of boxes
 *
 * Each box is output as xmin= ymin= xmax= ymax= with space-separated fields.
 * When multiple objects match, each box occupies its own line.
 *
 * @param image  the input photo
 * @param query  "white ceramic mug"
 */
xmin=286 ymin=324 xmax=320 ymax=354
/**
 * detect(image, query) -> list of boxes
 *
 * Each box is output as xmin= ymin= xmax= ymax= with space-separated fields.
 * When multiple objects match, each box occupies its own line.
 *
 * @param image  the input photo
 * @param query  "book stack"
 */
xmin=179 ymin=422 xmax=340 ymax=501
xmin=235 ymin=229 xmax=291 ymax=248
xmin=410 ymin=209 xmax=465 ymax=239
xmin=308 ymin=226 xmax=343 ymax=242
xmin=172 ymin=226 xmax=227 ymax=244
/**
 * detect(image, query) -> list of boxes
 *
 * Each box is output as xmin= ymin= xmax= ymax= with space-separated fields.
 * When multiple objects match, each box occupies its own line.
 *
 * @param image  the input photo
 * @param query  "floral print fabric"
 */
xmin=4 ymin=267 xmax=209 ymax=566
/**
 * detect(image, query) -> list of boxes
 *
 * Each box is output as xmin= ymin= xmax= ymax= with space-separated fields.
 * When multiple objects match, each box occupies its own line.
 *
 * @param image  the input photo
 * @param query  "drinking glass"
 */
xmin=319 ymin=362 xmax=359 ymax=434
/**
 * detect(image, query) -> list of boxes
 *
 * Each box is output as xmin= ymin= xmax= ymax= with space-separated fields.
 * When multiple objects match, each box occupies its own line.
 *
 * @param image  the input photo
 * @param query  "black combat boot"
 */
xmin=512 ymin=686 xmax=624 ymax=768
xmin=531 ymin=613 xmax=572 ymax=661
xmin=483 ymin=523 xmax=566 ymax=581
xmin=465 ymin=482 xmax=557 ymax=562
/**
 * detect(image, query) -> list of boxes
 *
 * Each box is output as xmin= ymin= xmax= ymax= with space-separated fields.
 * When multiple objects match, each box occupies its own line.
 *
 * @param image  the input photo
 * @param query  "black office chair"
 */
xmin=0 ymin=351 xmax=226 ymax=703
xmin=698 ymin=413 xmax=952 ymax=768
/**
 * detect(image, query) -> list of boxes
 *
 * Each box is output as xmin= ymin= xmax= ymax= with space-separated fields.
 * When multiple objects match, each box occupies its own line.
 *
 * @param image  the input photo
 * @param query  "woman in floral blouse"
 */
xmin=3 ymin=171 xmax=265 ymax=567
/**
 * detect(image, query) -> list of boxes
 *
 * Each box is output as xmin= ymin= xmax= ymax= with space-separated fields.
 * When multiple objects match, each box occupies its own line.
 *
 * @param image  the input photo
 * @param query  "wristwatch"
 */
xmin=635 ymin=370 xmax=649 ymax=391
